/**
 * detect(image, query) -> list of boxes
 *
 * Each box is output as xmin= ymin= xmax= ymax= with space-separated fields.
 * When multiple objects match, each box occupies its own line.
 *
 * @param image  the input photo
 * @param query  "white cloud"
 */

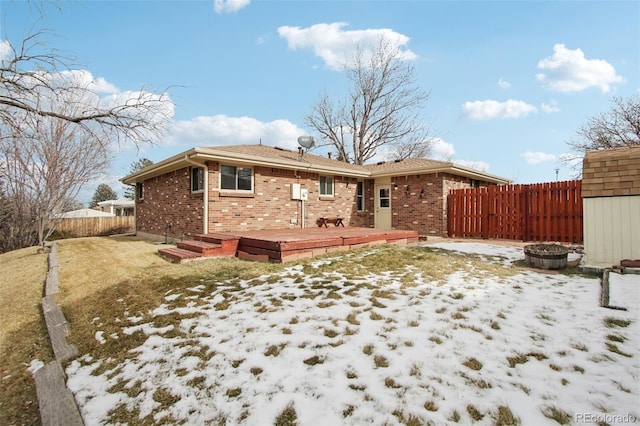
xmin=0 ymin=39 xmax=11 ymax=61
xmin=522 ymin=151 xmax=557 ymax=164
xmin=541 ymin=99 xmax=560 ymax=113
xmin=277 ymin=22 xmax=416 ymax=70
xmin=166 ymin=115 xmax=305 ymax=150
xmin=429 ymin=138 xmax=455 ymax=161
xmin=498 ymin=78 xmax=511 ymax=89
xmin=454 ymin=159 xmax=490 ymax=172
xmin=213 ymin=0 xmax=250 ymax=14
xmin=461 ymin=99 xmax=538 ymax=121
xmin=536 ymin=44 xmax=623 ymax=93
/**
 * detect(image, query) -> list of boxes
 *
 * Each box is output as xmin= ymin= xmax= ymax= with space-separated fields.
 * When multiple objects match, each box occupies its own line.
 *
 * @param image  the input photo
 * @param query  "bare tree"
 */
xmin=562 ymin=94 xmax=640 ymax=176
xmin=305 ymin=38 xmax=431 ymax=165
xmin=1 ymin=31 xmax=173 ymax=147
xmin=0 ymin=106 xmax=113 ymax=248
xmin=0 ymin=27 xmax=173 ymax=251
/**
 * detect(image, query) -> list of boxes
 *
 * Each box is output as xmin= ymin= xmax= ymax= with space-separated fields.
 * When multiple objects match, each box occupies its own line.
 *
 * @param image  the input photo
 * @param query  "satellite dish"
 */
xmin=297 ymin=136 xmax=315 ymax=149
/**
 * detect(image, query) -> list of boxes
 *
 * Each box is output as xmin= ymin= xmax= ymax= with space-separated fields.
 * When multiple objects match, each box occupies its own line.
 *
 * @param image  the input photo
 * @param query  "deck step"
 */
xmin=158 ymin=247 xmax=202 ymax=262
xmin=177 ymin=240 xmax=222 ymax=255
xmin=192 ymin=233 xmax=240 ymax=255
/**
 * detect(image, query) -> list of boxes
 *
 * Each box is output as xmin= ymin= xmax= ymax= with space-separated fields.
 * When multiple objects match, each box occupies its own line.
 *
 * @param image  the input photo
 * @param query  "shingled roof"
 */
xmin=122 ymin=144 xmax=509 ymax=185
xmin=582 ymin=146 xmax=640 ymax=198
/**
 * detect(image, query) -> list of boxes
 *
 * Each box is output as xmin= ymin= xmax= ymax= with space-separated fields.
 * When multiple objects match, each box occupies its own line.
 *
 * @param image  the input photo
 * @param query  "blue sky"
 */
xmin=3 ymin=0 xmax=639 ymax=204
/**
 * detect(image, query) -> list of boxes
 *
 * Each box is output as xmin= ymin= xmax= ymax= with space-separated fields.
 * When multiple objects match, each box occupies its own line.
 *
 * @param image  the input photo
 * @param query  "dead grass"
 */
xmin=0 ymin=236 xmax=574 ymax=425
xmin=0 ymin=246 xmax=52 ymax=426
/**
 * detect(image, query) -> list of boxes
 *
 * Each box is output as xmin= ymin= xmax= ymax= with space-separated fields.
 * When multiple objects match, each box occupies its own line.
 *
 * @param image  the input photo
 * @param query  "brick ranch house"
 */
xmin=121 ymin=144 xmax=510 ymax=242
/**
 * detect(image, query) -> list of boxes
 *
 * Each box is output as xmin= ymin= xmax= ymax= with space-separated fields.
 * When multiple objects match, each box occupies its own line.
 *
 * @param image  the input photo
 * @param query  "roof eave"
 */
xmin=370 ymin=164 xmax=511 ymax=184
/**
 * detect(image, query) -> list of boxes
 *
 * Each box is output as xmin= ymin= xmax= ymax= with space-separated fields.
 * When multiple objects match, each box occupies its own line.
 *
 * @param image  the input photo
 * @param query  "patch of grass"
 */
xmin=408 ymin=320 xmax=420 ymax=327
xmin=342 ymin=405 xmax=355 ymax=418
xmin=231 ymin=359 xmax=245 ymax=368
xmin=493 ymin=405 xmax=520 ymax=426
xmin=324 ymin=328 xmax=339 ymax=338
xmin=606 ymin=334 xmax=625 ymax=343
xmin=541 ymin=405 xmax=572 ymax=425
xmin=370 ymin=311 xmax=384 ymax=321
xmin=460 ymin=372 xmax=492 ymax=389
xmin=450 ymin=292 xmax=464 ymax=300
xmin=448 ymin=410 xmax=461 ymax=422
xmin=549 ymin=364 xmax=562 ymax=371
xmin=282 ymin=327 xmax=292 ymax=335
xmin=571 ymin=342 xmax=588 ymax=352
xmin=424 ymin=400 xmax=439 ymax=412
xmin=384 ymin=377 xmax=402 ymax=388
xmin=490 ymin=320 xmax=501 ymax=330
xmin=363 ymin=344 xmax=374 ymax=355
xmin=451 ymin=311 xmax=467 ymax=320
xmin=429 ymin=335 xmax=443 ymax=344
xmin=226 ymin=387 xmax=242 ymax=398
xmin=606 ymin=342 xmax=632 ymax=357
xmin=346 ymin=371 xmax=357 ymax=379
xmin=467 ymin=404 xmax=485 ymax=421
xmin=346 ymin=312 xmax=360 ymax=325
xmin=274 ymin=403 xmax=298 ymax=426
xmin=463 ymin=357 xmax=483 ymax=371
xmin=435 ymin=306 xmax=447 ymax=314
xmin=303 ymin=355 xmax=325 ymax=366
xmin=603 ymin=317 xmax=631 ymax=328
xmin=152 ymin=387 xmax=180 ymax=406
xmin=392 ymin=410 xmax=424 ymax=426
xmin=573 ymin=365 xmax=585 ymax=374
xmin=250 ymin=367 xmax=263 ymax=376
xmin=264 ymin=343 xmax=286 ymax=357
xmin=374 ymin=355 xmax=389 ymax=368
xmin=507 ymin=352 xmax=548 ymax=368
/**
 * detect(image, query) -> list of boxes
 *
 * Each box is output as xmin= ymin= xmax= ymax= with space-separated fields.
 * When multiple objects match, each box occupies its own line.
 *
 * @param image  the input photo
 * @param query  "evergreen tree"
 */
xmin=123 ymin=158 xmax=154 ymax=199
xmin=89 ymin=184 xmax=118 ymax=208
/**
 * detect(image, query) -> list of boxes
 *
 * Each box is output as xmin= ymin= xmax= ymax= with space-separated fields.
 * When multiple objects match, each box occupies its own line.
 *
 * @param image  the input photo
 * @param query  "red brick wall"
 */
xmin=135 ymin=163 xmax=483 ymax=238
xmin=135 ymin=167 xmax=205 ymax=238
xmin=389 ymin=173 xmax=478 ymax=236
xmin=206 ymin=162 xmax=369 ymax=232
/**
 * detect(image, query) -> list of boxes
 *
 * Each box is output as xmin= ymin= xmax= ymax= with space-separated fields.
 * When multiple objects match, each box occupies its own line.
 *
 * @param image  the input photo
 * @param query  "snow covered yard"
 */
xmin=65 ymin=242 xmax=639 ymax=426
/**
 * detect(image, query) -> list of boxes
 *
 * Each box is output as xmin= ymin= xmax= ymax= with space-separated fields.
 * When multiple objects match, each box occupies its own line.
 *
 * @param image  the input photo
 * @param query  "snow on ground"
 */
xmin=66 ymin=242 xmax=639 ymax=426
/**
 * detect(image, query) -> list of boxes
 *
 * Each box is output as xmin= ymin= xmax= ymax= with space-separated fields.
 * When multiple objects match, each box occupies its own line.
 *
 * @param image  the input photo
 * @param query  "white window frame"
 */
xmin=220 ymin=164 xmax=253 ymax=192
xmin=319 ymin=175 xmax=334 ymax=197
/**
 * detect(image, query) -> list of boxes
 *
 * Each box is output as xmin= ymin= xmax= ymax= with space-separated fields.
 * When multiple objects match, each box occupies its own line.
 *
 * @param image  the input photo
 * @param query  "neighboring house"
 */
xmin=121 ymin=144 xmax=510 ymax=241
xmin=97 ymin=199 xmax=135 ymax=216
xmin=55 ymin=208 xmax=115 ymax=218
xmin=582 ymin=146 xmax=640 ymax=269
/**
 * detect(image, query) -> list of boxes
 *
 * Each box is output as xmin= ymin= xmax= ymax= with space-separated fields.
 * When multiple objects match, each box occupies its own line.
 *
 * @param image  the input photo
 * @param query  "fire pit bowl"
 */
xmin=523 ymin=243 xmax=569 ymax=270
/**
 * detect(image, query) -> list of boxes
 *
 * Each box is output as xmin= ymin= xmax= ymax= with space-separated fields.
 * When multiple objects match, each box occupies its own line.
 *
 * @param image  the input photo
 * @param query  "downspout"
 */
xmin=185 ymin=155 xmax=209 ymax=234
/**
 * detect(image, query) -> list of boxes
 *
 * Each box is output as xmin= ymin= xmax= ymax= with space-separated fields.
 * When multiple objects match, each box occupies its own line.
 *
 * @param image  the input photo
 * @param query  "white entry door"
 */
xmin=375 ymin=184 xmax=392 ymax=229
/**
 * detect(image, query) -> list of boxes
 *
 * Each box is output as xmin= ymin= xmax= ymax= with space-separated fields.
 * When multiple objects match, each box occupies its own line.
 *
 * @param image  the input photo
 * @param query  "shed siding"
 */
xmin=583 ymin=196 xmax=640 ymax=268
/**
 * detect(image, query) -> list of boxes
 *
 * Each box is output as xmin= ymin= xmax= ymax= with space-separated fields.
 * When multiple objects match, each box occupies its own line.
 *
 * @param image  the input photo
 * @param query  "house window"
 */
xmin=136 ymin=182 xmax=144 ymax=201
xmin=220 ymin=165 xmax=253 ymax=191
xmin=356 ymin=181 xmax=364 ymax=211
xmin=191 ymin=167 xmax=205 ymax=192
xmin=319 ymin=176 xmax=334 ymax=196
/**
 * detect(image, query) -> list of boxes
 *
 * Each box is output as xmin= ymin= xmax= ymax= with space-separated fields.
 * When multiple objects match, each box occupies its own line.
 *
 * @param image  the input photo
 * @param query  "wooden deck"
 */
xmin=158 ymin=227 xmax=419 ymax=263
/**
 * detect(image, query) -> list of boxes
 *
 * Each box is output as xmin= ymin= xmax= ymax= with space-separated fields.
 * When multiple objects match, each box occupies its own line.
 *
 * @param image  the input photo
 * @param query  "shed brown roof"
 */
xmin=582 ymin=146 xmax=640 ymax=197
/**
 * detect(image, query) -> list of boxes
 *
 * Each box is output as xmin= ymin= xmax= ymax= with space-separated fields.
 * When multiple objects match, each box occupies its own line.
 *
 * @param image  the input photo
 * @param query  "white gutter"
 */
xmin=184 ymin=154 xmax=209 ymax=235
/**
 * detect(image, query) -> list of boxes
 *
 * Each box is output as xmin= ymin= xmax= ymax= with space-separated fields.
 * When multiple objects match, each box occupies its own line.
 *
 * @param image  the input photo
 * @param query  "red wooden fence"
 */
xmin=447 ymin=180 xmax=583 ymax=243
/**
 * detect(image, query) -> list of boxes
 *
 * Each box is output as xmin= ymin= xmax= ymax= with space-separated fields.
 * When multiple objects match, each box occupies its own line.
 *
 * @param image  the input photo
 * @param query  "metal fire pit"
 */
xmin=523 ymin=243 xmax=569 ymax=270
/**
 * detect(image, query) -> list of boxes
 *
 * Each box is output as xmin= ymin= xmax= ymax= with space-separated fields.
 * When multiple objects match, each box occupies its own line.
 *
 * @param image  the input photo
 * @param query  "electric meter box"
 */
xmin=290 ymin=184 xmax=308 ymax=200
xmin=291 ymin=183 xmax=301 ymax=200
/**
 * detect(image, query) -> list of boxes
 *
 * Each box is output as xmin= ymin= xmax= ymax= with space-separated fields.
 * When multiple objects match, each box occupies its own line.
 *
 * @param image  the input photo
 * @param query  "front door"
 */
xmin=374 ymin=184 xmax=392 ymax=229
